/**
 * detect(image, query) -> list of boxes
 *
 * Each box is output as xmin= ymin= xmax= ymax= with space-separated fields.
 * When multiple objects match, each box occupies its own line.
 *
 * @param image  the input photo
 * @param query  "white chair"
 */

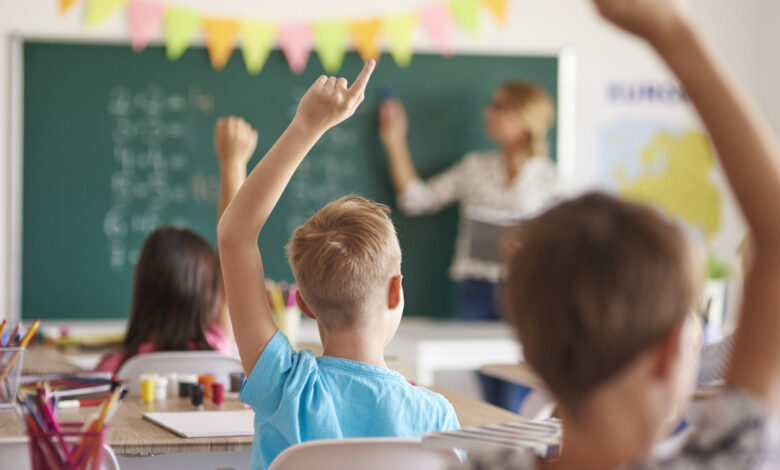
xmin=268 ymin=438 xmax=460 ymax=470
xmin=0 ymin=436 xmax=121 ymax=470
xmin=116 ymin=351 xmax=243 ymax=394
xmin=519 ymin=389 xmax=557 ymax=420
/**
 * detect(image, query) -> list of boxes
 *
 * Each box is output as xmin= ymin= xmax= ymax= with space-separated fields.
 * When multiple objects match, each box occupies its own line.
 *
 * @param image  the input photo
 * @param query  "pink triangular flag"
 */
xmin=279 ymin=23 xmax=312 ymax=74
xmin=421 ymin=4 xmax=454 ymax=57
xmin=128 ymin=0 xmax=165 ymax=52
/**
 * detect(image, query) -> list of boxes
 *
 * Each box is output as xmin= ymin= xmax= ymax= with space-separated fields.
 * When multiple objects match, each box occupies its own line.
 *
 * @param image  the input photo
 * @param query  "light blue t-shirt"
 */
xmin=240 ymin=330 xmax=460 ymax=469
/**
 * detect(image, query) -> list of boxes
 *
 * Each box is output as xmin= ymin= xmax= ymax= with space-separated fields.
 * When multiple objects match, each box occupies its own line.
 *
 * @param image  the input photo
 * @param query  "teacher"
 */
xmin=379 ymin=81 xmax=560 ymax=321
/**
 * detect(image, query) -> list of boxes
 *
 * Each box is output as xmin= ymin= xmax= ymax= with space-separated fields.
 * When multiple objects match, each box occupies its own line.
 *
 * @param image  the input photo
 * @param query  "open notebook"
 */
xmin=143 ymin=410 xmax=255 ymax=438
xmin=423 ymin=419 xmax=561 ymax=458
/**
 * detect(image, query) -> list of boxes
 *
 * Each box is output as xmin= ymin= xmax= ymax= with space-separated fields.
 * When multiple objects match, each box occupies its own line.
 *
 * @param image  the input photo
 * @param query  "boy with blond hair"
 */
xmin=218 ymin=61 xmax=459 ymax=470
xmin=452 ymin=0 xmax=780 ymax=469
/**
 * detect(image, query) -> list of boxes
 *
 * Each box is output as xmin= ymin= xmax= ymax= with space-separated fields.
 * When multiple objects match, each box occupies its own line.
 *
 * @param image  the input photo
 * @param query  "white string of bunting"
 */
xmin=56 ymin=0 xmax=511 ymax=74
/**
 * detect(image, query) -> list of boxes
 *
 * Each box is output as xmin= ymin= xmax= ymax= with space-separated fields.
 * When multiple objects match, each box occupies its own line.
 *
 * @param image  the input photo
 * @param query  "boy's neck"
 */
xmin=320 ymin=331 xmax=387 ymax=368
xmin=541 ymin=392 xmax=658 ymax=470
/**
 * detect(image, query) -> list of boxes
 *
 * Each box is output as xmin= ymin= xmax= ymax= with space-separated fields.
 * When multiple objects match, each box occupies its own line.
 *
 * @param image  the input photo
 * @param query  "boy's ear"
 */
xmin=296 ymin=291 xmax=316 ymax=320
xmin=388 ymin=275 xmax=403 ymax=310
xmin=653 ymin=321 xmax=684 ymax=380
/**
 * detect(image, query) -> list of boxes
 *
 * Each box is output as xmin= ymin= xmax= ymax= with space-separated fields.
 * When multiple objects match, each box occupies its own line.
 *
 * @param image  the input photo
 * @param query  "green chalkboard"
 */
xmin=22 ymin=41 xmax=558 ymax=320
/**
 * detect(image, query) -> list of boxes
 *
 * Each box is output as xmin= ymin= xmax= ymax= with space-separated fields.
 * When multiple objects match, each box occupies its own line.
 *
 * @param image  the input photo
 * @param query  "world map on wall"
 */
xmin=601 ymin=121 xmax=722 ymax=241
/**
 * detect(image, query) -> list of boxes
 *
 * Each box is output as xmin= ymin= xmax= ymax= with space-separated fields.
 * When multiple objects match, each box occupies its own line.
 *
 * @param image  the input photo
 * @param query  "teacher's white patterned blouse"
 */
xmin=397 ymin=151 xmax=559 ymax=283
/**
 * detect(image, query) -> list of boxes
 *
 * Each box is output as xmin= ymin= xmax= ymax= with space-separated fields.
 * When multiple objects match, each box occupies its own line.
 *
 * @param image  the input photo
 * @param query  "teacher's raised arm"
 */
xmin=377 ymin=82 xmax=559 ymax=322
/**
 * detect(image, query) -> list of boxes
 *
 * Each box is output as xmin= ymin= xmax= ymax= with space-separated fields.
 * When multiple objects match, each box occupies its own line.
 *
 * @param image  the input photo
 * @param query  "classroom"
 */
xmin=2 ymin=0 xmax=780 ymax=469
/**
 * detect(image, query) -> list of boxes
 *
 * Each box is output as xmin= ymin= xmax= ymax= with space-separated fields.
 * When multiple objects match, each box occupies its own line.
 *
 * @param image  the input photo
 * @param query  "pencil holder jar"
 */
xmin=0 ymin=347 xmax=25 ymax=409
xmin=28 ymin=423 xmax=108 ymax=470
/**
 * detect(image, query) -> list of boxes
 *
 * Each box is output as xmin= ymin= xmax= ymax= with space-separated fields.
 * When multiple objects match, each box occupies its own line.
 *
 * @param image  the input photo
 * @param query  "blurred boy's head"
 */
xmin=507 ymin=192 xmax=703 ymax=434
xmin=287 ymin=196 xmax=403 ymax=341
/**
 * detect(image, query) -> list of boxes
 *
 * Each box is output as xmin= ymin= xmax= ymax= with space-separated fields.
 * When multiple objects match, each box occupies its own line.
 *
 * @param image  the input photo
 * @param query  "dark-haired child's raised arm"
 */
xmin=593 ymin=0 xmax=780 ymax=412
xmin=214 ymin=116 xmax=258 ymax=342
xmin=217 ymin=61 xmax=376 ymax=375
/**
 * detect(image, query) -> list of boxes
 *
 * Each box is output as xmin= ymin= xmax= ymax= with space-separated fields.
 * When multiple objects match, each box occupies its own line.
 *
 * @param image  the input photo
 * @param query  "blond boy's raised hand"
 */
xmin=218 ymin=61 xmax=376 ymax=375
xmin=215 ymin=116 xmax=259 ymax=168
xmin=292 ymin=59 xmax=376 ymax=136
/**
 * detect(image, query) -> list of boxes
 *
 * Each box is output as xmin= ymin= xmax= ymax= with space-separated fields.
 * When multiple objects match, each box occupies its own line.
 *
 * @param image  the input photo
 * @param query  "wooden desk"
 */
xmin=0 ymin=387 xmax=520 ymax=456
xmin=431 ymin=387 xmax=522 ymax=428
xmin=21 ymin=346 xmax=86 ymax=375
xmin=480 ymin=362 xmax=547 ymax=390
xmin=0 ymin=394 xmax=252 ymax=456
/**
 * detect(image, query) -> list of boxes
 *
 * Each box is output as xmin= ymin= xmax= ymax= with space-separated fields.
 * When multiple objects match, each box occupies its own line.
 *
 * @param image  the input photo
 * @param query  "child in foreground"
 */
xmin=217 ymin=60 xmax=459 ymax=470
xmin=452 ymin=0 xmax=780 ymax=468
xmin=95 ymin=116 xmax=257 ymax=373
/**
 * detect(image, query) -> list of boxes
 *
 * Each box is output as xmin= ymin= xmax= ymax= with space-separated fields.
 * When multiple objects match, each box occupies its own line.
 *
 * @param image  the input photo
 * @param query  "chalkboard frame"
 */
xmin=6 ymin=35 xmax=576 ymax=322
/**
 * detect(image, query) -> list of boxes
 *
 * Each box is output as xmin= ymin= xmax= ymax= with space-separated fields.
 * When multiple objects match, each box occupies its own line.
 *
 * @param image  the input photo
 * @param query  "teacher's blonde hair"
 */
xmin=500 ymin=81 xmax=555 ymax=156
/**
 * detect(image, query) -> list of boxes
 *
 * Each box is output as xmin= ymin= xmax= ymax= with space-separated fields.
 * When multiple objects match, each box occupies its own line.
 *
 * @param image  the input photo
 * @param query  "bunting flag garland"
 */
xmin=349 ymin=20 xmax=382 ymax=62
xmin=314 ymin=21 xmax=349 ymax=73
xmin=127 ymin=0 xmax=165 ymax=52
xmin=164 ymin=6 xmax=201 ymax=61
xmin=279 ymin=23 xmax=313 ymax=74
xmin=421 ymin=4 xmax=454 ymax=57
xmin=57 ymin=0 xmax=516 ymax=74
xmin=383 ymin=13 xmax=418 ymax=68
xmin=241 ymin=20 xmax=278 ymax=75
xmin=449 ymin=0 xmax=482 ymax=34
xmin=59 ymin=0 xmax=79 ymax=15
xmin=483 ymin=0 xmax=510 ymax=26
xmin=86 ymin=0 xmax=129 ymax=28
xmin=203 ymin=18 xmax=240 ymax=69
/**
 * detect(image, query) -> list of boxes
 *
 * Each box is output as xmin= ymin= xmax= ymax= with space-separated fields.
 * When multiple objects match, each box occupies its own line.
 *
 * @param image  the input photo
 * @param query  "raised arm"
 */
xmin=217 ymin=61 xmax=376 ymax=374
xmin=215 ymin=116 xmax=257 ymax=222
xmin=593 ymin=0 xmax=780 ymax=410
xmin=214 ymin=116 xmax=258 ymax=342
xmin=379 ymin=99 xmax=421 ymax=193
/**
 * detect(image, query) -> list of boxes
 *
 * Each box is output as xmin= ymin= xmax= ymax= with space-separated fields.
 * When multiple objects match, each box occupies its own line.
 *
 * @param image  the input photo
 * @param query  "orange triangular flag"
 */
xmin=483 ymin=0 xmax=509 ymax=26
xmin=59 ymin=0 xmax=79 ymax=14
xmin=203 ymin=18 xmax=240 ymax=70
xmin=350 ymin=19 xmax=382 ymax=62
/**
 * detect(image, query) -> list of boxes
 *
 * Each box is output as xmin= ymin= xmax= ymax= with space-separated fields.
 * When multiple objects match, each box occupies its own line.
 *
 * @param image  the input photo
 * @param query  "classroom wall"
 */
xmin=1 ymin=0 xmax=777 ymax=322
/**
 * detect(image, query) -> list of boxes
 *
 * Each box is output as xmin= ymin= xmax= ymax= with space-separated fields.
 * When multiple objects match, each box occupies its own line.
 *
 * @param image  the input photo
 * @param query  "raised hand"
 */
xmin=292 ymin=59 xmax=376 ymax=136
xmin=215 ymin=116 xmax=259 ymax=169
xmin=379 ymin=99 xmax=409 ymax=149
xmin=591 ymin=0 xmax=694 ymax=48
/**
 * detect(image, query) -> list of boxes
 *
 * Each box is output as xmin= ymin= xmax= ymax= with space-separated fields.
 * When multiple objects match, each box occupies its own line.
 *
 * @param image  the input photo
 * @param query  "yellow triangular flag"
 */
xmin=483 ymin=0 xmax=509 ymax=26
xmin=241 ymin=20 xmax=278 ymax=75
xmin=59 ymin=0 xmax=79 ymax=15
xmin=449 ymin=0 xmax=481 ymax=33
xmin=383 ymin=13 xmax=417 ymax=68
xmin=314 ymin=21 xmax=348 ymax=73
xmin=203 ymin=18 xmax=240 ymax=70
xmin=86 ymin=0 xmax=129 ymax=28
xmin=165 ymin=6 xmax=201 ymax=61
xmin=350 ymin=19 xmax=382 ymax=62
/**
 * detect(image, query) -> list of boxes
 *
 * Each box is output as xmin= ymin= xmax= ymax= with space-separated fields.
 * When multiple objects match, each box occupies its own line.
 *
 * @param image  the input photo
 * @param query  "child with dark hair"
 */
xmin=96 ymin=117 xmax=257 ymax=373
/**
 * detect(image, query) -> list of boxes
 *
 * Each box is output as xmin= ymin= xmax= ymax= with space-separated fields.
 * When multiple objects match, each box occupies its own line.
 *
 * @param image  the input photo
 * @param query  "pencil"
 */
xmin=0 ymin=320 xmax=40 ymax=386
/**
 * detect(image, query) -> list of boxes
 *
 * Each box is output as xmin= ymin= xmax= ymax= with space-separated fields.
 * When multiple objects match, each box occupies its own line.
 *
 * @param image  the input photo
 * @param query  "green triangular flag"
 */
xmin=86 ymin=0 xmax=129 ymax=28
xmin=449 ymin=0 xmax=481 ymax=34
xmin=241 ymin=20 xmax=278 ymax=75
xmin=314 ymin=21 xmax=349 ymax=74
xmin=165 ymin=6 xmax=201 ymax=61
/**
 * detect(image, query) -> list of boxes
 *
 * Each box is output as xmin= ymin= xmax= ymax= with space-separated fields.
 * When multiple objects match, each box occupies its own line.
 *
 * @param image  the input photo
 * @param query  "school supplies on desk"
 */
xmin=0 ymin=347 xmax=26 ymax=408
xmin=16 ymin=383 xmax=125 ymax=470
xmin=0 ymin=320 xmax=41 ymax=407
xmin=422 ymin=418 xmax=561 ymax=458
xmin=266 ymin=279 xmax=302 ymax=345
xmin=143 ymin=409 xmax=254 ymax=438
xmin=19 ymin=373 xmax=116 ymax=406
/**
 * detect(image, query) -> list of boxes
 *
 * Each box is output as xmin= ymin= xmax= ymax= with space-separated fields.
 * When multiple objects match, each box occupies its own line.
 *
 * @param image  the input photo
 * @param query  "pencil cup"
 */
xmin=28 ymin=423 xmax=107 ymax=470
xmin=0 ymin=347 xmax=25 ymax=409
